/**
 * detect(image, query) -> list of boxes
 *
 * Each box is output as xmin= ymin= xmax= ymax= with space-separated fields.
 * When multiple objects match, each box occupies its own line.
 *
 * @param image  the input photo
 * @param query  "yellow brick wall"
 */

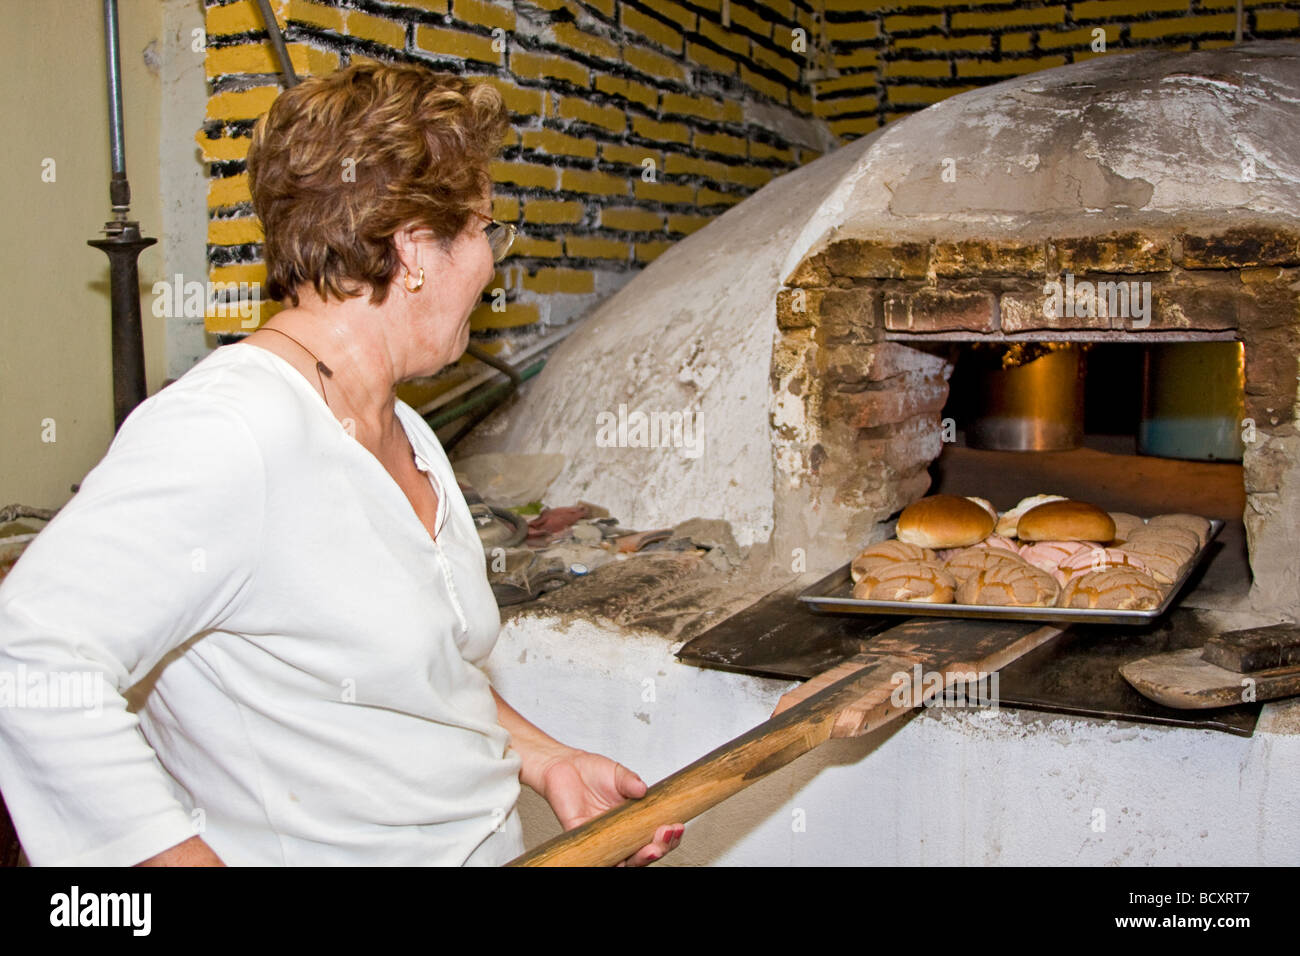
xmin=813 ymin=1 xmax=1300 ymax=138
xmin=197 ymin=0 xmax=825 ymax=360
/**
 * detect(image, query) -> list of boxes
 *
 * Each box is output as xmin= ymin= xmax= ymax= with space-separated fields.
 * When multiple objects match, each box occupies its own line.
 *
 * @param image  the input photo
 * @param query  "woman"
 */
xmin=0 ymin=62 xmax=683 ymax=866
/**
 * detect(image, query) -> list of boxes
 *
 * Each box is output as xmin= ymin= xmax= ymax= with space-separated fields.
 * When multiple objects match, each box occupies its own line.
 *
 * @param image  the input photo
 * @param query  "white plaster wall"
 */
xmin=458 ymin=130 xmax=884 ymax=548
xmin=159 ymin=0 xmax=214 ymax=378
xmin=487 ymin=616 xmax=1300 ymax=866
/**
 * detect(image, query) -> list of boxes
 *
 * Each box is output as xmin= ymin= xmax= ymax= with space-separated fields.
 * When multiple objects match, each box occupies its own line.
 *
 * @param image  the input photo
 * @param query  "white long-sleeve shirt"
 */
xmin=0 ymin=343 xmax=524 ymax=866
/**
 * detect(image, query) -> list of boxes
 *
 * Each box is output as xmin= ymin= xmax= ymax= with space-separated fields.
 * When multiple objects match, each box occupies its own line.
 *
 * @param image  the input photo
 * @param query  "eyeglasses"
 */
xmin=469 ymin=209 xmax=517 ymax=263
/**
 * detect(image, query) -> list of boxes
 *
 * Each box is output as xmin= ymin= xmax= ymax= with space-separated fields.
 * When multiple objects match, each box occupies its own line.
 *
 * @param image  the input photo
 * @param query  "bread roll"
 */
xmin=995 ymin=494 xmax=1067 ymax=537
xmin=1016 ymin=500 xmax=1115 ymax=543
xmin=1146 ymin=513 xmax=1211 ymax=546
xmin=1017 ymin=540 xmax=1090 ymax=574
xmin=1055 ymin=546 xmax=1151 ymax=585
xmin=966 ymin=497 xmax=998 ymax=523
xmin=956 ymin=562 xmax=1060 ymax=607
xmin=1058 ymin=569 xmax=1164 ymax=610
xmin=850 ymin=540 xmax=936 ymax=583
xmin=1108 ymin=512 xmax=1145 ymax=543
xmin=942 ymin=548 xmax=1027 ymax=583
xmin=1116 ymin=540 xmax=1188 ymax=585
xmin=896 ymin=495 xmax=996 ymax=549
xmin=852 ymin=561 xmax=956 ymax=603
xmin=1127 ymin=525 xmax=1201 ymax=556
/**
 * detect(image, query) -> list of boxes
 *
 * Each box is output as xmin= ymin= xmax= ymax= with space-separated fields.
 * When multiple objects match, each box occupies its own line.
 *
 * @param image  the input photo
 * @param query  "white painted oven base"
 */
xmin=486 ymin=615 xmax=1300 ymax=866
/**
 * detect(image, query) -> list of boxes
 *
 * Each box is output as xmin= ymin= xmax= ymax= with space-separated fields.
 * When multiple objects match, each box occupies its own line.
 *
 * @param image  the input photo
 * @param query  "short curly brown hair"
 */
xmin=246 ymin=62 xmax=509 ymax=307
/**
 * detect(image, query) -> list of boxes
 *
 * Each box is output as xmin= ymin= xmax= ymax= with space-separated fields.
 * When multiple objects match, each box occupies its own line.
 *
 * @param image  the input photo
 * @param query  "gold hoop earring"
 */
xmin=404 ymin=267 xmax=425 ymax=292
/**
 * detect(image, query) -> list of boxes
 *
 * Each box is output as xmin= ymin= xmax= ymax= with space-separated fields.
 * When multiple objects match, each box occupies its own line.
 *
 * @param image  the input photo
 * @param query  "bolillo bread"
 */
xmin=1015 ymin=500 xmax=1116 ymax=543
xmin=896 ymin=495 xmax=996 ymax=550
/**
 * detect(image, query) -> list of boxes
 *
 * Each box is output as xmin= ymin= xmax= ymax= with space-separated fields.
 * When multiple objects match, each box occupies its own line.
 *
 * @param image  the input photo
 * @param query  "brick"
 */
xmin=454 ymin=0 xmax=516 ymax=30
xmin=933 ymin=240 xmax=1047 ymax=277
xmin=753 ymin=42 xmax=801 ymax=82
xmin=1071 ymin=0 xmax=1190 ymax=20
xmin=814 ymin=93 xmax=879 ymax=117
xmin=1129 ymin=12 xmax=1241 ymax=38
xmin=635 ymin=180 xmax=696 ymax=203
xmin=604 ymin=144 xmax=663 ymax=167
xmin=415 ymin=25 xmax=503 ymax=65
xmin=631 ymin=115 xmax=691 ymax=143
xmin=694 ymin=130 xmax=748 ymax=156
xmin=1056 ymin=233 xmax=1172 ymax=273
xmin=894 ymin=34 xmax=994 ymax=52
xmin=520 ymin=267 xmax=595 ymax=294
xmin=698 ymin=16 xmax=749 ymax=55
xmin=521 ymin=128 xmax=598 ymax=158
xmin=523 ymin=199 xmax=584 ymax=224
xmin=208 ymin=0 xmax=275 ymax=35
xmin=1148 ymin=280 xmax=1240 ymax=331
xmin=552 ymin=22 xmax=620 ymax=60
xmin=195 ymin=131 xmax=251 ymax=163
xmin=208 ymin=218 xmax=264 ymax=245
xmin=600 ymin=207 xmax=665 ymax=231
xmin=208 ymin=172 xmax=251 ymax=208
xmin=884 ymin=59 xmax=952 ymax=79
xmin=826 ymin=19 xmax=880 ymax=42
xmin=1000 ymin=291 xmax=1107 ymax=333
xmin=583 ymin=0 xmax=615 ymax=15
xmin=1182 ymin=228 xmax=1300 ymax=268
xmin=208 ymin=263 xmax=267 ymax=287
xmin=956 ymin=56 xmax=1067 ymax=77
xmin=511 ymin=235 xmax=564 ymax=257
xmin=834 ymin=49 xmax=881 ymax=71
xmin=696 ymin=186 xmax=743 ymax=206
xmin=825 ymin=239 xmax=930 ymax=279
xmin=345 ymin=10 xmax=405 ymax=48
xmin=808 ymin=287 xmax=881 ymax=342
xmin=721 ymin=165 xmax=773 ymax=189
xmin=829 ymin=116 xmax=880 ymax=138
xmin=1001 ymin=32 xmax=1033 ymax=53
xmin=728 ymin=2 xmax=772 ymax=38
xmin=751 ymin=140 xmax=795 ymax=162
xmin=288 ymin=0 xmax=343 ymax=32
xmin=651 ymin=0 xmax=698 ymax=31
xmin=660 ymin=92 xmax=726 ymax=120
xmin=206 ymin=86 xmax=280 ymax=122
xmin=491 ymin=160 xmax=558 ymax=189
xmin=667 ymin=213 xmax=713 ymax=235
xmin=1038 ymin=26 xmax=1115 ymax=50
xmin=740 ymin=64 xmax=789 ymax=103
xmin=1256 ymin=10 xmax=1300 ymax=31
xmin=790 ymin=89 xmax=813 ymax=115
xmin=625 ymin=44 xmax=687 ymax=81
xmin=593 ymin=73 xmax=659 ymax=109
xmin=565 ymin=236 xmax=630 ymax=259
xmin=509 ymin=50 xmax=587 ymax=85
xmin=623 ymin=7 xmax=684 ymax=52
xmin=636 ymin=240 xmax=676 ymax=261
xmin=829 ymin=381 xmax=949 ymax=429
xmin=884 ymin=289 xmax=998 ymax=333
xmin=561 ymin=168 xmax=630 ymax=195
xmin=861 ymin=342 xmax=952 ymax=382
xmin=492 ymin=196 xmax=520 ymax=221
xmin=665 ymin=153 xmax=730 ymax=179
xmin=556 ymin=96 xmax=626 ymax=132
xmin=687 ymin=41 xmax=737 ymax=75
xmin=884 ymin=14 xmax=944 ymax=33
xmin=888 ymin=85 xmax=967 ymax=106
xmin=953 ymin=6 xmax=1065 ymax=29
xmin=469 ymin=301 xmax=541 ymax=330
xmin=478 ymin=76 xmax=545 ymax=116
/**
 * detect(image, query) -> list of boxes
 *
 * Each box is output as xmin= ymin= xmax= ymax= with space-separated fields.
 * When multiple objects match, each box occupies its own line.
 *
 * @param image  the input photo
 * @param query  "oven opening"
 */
xmin=926 ymin=340 xmax=1250 ymax=610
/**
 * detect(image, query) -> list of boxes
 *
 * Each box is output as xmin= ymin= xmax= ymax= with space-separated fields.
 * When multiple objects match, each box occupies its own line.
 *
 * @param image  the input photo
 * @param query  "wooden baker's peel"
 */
xmin=507 ymin=619 xmax=1065 ymax=866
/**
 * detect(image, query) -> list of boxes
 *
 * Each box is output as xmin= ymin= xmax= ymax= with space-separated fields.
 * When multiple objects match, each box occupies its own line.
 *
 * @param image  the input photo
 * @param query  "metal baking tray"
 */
xmin=798 ymin=519 xmax=1224 ymax=626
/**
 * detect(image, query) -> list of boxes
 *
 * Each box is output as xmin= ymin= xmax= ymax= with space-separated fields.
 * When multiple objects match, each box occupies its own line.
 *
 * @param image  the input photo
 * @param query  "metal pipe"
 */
xmin=88 ymin=0 xmax=155 ymax=429
xmin=253 ymin=0 xmax=300 ymax=88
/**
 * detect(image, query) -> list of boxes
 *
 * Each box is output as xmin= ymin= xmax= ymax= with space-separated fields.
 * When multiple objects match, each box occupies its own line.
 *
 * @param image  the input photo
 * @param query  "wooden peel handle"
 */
xmin=506 ymin=654 xmax=916 ymax=867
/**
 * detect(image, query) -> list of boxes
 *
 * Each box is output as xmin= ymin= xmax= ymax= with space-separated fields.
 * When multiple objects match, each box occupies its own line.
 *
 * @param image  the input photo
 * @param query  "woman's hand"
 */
xmin=536 ymin=748 xmax=685 ymax=867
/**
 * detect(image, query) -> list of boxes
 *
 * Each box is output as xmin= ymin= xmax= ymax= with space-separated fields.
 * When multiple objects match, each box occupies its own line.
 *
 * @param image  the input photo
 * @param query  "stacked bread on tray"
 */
xmin=849 ymin=494 xmax=1211 ymax=611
